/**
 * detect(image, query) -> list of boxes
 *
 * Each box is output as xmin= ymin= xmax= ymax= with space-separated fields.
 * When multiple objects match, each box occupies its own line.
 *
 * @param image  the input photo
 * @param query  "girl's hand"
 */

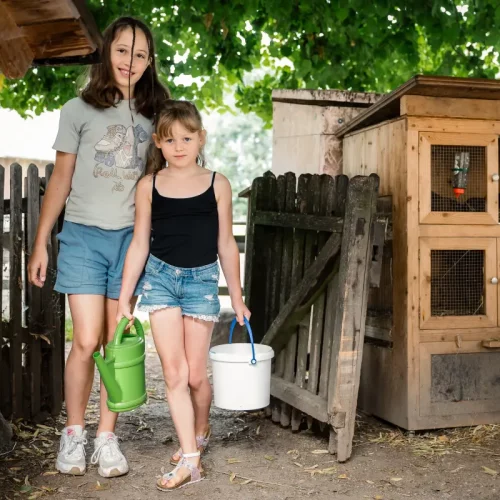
xmin=28 ymin=244 xmax=48 ymax=288
xmin=116 ymin=300 xmax=134 ymax=327
xmin=232 ymin=299 xmax=251 ymax=326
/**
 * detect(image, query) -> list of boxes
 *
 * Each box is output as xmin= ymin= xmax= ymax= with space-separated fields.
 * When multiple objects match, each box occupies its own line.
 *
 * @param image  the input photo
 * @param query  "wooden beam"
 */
xmin=270 ymin=376 xmax=328 ymax=424
xmin=254 ymin=211 xmax=344 ymax=232
xmin=261 ymin=231 xmax=341 ymax=353
xmin=0 ymin=2 xmax=34 ymax=78
xmin=327 ymin=174 xmax=380 ymax=461
xmin=24 ymin=20 xmax=97 ymax=59
xmin=401 ymin=95 xmax=500 ymax=121
xmin=4 ymin=0 xmax=76 ymax=26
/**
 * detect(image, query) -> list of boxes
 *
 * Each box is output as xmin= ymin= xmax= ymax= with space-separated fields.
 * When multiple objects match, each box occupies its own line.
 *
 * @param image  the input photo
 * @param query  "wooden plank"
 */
xmin=401 ymin=95 xmax=500 ymax=120
xmin=10 ymin=164 xmax=23 ymax=418
xmin=271 ymin=376 xmax=328 ymax=424
xmin=271 ymin=175 xmax=285 ymax=423
xmin=408 ymin=116 xmax=500 ymax=135
xmin=328 ymin=174 xmax=379 ymax=461
xmin=308 ymin=175 xmax=334 ymax=401
xmin=24 ymin=19 xmax=97 ymax=60
xmin=279 ymin=173 xmax=297 ymax=428
xmin=291 ymin=175 xmax=310 ymax=431
xmin=0 ymin=167 xmax=4 ymax=348
xmin=319 ymin=175 xmax=349 ymax=400
xmin=44 ymin=165 xmax=63 ymax=415
xmin=5 ymin=0 xmax=76 ymax=25
xmin=244 ymin=177 xmax=266 ymax=341
xmin=262 ymin=172 xmax=278 ymax=332
xmin=0 ymin=2 xmax=34 ymax=78
xmin=27 ymin=165 xmax=43 ymax=418
xmin=254 ymin=211 xmax=343 ymax=232
xmin=336 ymin=75 xmax=500 ymax=138
xmin=261 ymin=231 xmax=341 ymax=354
xmin=0 ymin=166 xmax=7 ymax=418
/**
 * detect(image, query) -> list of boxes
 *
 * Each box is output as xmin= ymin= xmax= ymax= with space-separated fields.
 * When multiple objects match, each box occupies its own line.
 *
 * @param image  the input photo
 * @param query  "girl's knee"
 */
xmin=164 ymin=364 xmax=189 ymax=391
xmin=71 ymin=336 xmax=101 ymax=359
xmin=188 ymin=371 xmax=208 ymax=392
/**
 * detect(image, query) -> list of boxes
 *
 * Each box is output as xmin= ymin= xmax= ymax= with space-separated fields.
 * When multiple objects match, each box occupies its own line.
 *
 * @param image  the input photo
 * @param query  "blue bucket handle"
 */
xmin=229 ymin=317 xmax=257 ymax=365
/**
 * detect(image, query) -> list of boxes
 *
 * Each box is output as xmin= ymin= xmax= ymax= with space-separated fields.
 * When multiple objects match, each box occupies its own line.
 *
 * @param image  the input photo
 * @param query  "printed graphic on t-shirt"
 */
xmin=93 ymin=123 xmax=149 ymax=193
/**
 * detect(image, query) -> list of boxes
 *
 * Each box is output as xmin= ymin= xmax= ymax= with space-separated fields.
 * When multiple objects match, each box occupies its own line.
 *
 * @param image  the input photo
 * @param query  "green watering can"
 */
xmin=93 ymin=317 xmax=147 ymax=413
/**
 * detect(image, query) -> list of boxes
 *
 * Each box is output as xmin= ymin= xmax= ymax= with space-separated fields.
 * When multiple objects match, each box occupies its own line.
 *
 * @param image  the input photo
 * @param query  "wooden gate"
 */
xmin=243 ymin=171 xmax=386 ymax=461
xmin=0 ymin=163 xmax=65 ymax=421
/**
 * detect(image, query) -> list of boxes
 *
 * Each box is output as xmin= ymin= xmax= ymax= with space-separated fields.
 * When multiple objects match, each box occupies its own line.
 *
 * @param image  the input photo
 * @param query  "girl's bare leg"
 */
xmin=65 ymin=295 xmax=105 ymax=427
xmin=151 ymin=308 xmax=200 ymax=487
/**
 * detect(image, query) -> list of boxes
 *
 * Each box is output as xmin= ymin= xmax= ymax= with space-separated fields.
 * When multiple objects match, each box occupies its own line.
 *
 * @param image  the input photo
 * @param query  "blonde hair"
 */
xmin=147 ymin=100 xmax=206 ymax=174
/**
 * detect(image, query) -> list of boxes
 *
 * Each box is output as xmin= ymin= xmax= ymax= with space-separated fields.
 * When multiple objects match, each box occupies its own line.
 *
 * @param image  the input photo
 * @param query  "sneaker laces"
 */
xmin=62 ymin=433 xmax=87 ymax=458
xmin=91 ymin=434 xmax=120 ymax=465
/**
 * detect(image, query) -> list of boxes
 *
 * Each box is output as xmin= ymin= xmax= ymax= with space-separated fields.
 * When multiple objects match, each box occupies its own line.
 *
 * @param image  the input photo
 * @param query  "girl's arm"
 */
xmin=116 ymin=175 xmax=153 ymax=321
xmin=28 ymin=151 xmax=76 ymax=287
xmin=216 ymin=174 xmax=251 ymax=325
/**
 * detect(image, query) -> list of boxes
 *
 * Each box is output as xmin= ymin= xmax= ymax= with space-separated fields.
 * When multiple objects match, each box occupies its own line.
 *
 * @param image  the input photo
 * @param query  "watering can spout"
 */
xmin=93 ymin=352 xmax=121 ymax=402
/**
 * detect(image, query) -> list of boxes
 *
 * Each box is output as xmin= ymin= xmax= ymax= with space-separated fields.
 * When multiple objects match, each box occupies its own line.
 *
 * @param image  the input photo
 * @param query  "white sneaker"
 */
xmin=91 ymin=432 xmax=129 ymax=478
xmin=55 ymin=425 xmax=88 ymax=475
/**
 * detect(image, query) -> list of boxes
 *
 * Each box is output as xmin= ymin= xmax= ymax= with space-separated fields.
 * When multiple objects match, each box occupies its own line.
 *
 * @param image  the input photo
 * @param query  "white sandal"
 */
xmin=157 ymin=451 xmax=205 ymax=491
xmin=170 ymin=426 xmax=211 ymax=466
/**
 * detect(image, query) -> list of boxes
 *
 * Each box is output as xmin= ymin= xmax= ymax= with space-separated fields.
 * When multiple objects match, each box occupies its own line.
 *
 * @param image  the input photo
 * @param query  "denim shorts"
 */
xmin=137 ymin=254 xmax=220 ymax=322
xmin=55 ymin=220 xmax=142 ymax=299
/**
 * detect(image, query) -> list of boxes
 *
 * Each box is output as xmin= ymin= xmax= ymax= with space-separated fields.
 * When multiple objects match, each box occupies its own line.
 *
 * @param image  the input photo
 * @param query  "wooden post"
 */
xmin=306 ymin=175 xmax=336 ymax=428
xmin=44 ymin=165 xmax=63 ymax=415
xmin=10 ymin=164 xmax=23 ymax=418
xmin=291 ymin=174 xmax=311 ymax=431
xmin=0 ymin=166 xmax=8 ymax=418
xmin=26 ymin=165 xmax=43 ymax=418
xmin=280 ymin=173 xmax=297 ymax=427
xmin=244 ymin=176 xmax=267 ymax=342
xmin=319 ymin=176 xmax=349 ymax=400
xmin=271 ymin=175 xmax=286 ymax=423
xmin=327 ymin=174 xmax=380 ymax=461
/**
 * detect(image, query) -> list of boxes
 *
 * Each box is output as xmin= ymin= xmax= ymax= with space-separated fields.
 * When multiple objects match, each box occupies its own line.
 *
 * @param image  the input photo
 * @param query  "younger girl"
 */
xmin=28 ymin=17 xmax=169 ymax=477
xmin=117 ymin=100 xmax=250 ymax=490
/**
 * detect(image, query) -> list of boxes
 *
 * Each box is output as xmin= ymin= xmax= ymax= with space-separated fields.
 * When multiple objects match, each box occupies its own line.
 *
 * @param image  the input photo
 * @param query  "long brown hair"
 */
xmin=81 ymin=16 xmax=169 ymax=120
xmin=148 ymin=100 xmax=207 ymax=174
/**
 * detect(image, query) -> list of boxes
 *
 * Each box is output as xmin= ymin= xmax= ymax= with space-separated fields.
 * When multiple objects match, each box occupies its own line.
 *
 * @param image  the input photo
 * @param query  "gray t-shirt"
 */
xmin=53 ymin=97 xmax=153 ymax=230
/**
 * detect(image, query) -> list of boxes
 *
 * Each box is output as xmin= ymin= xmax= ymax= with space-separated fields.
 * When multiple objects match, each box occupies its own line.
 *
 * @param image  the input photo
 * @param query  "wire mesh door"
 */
xmin=420 ymin=238 xmax=498 ymax=329
xmin=419 ymin=133 xmax=498 ymax=224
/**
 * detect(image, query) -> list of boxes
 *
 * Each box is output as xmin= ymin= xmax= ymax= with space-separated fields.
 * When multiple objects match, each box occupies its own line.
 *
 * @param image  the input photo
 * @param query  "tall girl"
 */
xmin=27 ymin=17 xmax=169 ymax=477
xmin=117 ymin=100 xmax=250 ymax=490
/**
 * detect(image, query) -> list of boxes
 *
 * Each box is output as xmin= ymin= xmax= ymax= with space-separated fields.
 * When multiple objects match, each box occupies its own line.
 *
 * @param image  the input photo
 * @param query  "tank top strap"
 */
xmin=152 ymin=173 xmax=157 ymax=194
xmin=211 ymin=171 xmax=216 ymax=187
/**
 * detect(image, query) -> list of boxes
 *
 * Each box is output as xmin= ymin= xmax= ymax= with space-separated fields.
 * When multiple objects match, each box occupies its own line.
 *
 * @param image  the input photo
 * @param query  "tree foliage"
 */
xmin=1 ymin=1 xmax=500 ymax=123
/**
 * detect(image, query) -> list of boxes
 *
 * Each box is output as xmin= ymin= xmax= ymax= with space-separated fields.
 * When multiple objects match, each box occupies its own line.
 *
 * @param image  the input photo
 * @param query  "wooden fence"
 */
xmin=0 ymin=163 xmax=65 ymax=421
xmin=243 ymin=171 xmax=387 ymax=462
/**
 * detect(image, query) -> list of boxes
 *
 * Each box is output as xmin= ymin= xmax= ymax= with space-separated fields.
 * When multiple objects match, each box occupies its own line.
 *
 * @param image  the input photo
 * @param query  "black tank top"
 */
xmin=150 ymin=171 xmax=219 ymax=268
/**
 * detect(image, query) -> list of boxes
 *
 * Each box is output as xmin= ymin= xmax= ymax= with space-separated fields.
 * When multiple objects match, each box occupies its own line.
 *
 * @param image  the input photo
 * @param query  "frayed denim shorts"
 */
xmin=55 ymin=220 xmax=142 ymax=299
xmin=137 ymin=254 xmax=220 ymax=322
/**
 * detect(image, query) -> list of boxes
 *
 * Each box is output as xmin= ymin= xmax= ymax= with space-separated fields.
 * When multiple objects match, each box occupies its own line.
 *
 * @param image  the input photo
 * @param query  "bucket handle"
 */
xmin=229 ymin=317 xmax=257 ymax=365
xmin=114 ymin=317 xmax=145 ymax=347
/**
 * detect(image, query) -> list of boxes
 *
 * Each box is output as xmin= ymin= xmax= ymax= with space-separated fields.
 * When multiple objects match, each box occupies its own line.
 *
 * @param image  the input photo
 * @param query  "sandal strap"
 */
xmin=182 ymin=451 xmax=201 ymax=459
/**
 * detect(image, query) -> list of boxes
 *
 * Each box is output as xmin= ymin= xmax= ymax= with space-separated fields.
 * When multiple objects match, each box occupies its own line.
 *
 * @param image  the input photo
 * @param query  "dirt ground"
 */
xmin=2 ymin=335 xmax=500 ymax=500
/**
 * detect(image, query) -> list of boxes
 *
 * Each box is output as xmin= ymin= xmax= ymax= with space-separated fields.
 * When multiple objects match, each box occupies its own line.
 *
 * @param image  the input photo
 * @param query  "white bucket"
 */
xmin=209 ymin=318 xmax=274 ymax=411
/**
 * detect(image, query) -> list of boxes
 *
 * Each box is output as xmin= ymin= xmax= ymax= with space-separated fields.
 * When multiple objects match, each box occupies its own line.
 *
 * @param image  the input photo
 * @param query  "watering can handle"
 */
xmin=229 ymin=317 xmax=257 ymax=365
xmin=114 ymin=317 xmax=145 ymax=347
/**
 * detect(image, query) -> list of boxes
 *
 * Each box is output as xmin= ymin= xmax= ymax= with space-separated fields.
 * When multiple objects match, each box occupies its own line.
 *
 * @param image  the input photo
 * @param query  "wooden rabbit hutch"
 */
xmin=337 ymin=75 xmax=500 ymax=430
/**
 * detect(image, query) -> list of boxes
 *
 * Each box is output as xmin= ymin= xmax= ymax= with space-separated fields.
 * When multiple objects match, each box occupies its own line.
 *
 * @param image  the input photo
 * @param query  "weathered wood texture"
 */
xmin=0 ymin=0 xmax=101 ymax=78
xmin=0 ymin=163 xmax=65 ymax=422
xmin=245 ymin=171 xmax=382 ymax=461
xmin=327 ymin=175 xmax=380 ymax=462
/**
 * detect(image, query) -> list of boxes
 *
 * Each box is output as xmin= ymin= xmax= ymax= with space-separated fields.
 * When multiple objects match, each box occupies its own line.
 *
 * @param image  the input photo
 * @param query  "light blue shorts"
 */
xmin=55 ymin=220 xmax=142 ymax=299
xmin=137 ymin=254 xmax=220 ymax=322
